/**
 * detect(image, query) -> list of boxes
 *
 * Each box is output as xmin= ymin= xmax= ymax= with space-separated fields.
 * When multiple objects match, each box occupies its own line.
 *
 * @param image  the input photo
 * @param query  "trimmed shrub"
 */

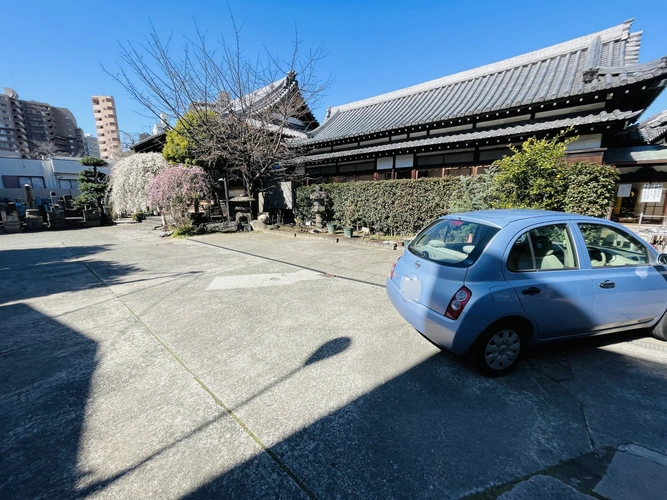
xmin=563 ymin=162 xmax=619 ymax=218
xmin=492 ymin=136 xmax=572 ymax=210
xmin=296 ymin=176 xmax=488 ymax=236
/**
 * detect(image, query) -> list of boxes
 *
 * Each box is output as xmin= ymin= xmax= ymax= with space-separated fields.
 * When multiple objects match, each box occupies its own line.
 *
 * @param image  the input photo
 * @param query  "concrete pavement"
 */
xmin=2 ymin=220 xmax=667 ymax=499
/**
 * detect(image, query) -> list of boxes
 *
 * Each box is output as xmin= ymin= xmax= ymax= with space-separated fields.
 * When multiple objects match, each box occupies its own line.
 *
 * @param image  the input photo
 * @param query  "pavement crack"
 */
xmin=529 ymin=350 xmax=598 ymax=454
xmin=0 ymin=346 xmax=24 ymax=356
xmin=62 ymin=242 xmax=318 ymax=500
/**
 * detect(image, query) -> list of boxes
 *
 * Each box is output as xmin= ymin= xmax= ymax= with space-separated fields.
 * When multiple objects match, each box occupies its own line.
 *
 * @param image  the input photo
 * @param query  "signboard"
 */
xmin=617 ymin=184 xmax=632 ymax=198
xmin=641 ymin=183 xmax=663 ymax=204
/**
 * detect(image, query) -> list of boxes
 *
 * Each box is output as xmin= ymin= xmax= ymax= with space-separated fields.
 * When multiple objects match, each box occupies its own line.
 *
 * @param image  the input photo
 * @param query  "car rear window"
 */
xmin=408 ymin=218 xmax=500 ymax=267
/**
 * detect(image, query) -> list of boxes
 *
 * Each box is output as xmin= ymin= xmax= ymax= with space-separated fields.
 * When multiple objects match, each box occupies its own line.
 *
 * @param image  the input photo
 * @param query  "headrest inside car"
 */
xmin=533 ymin=236 xmax=554 ymax=257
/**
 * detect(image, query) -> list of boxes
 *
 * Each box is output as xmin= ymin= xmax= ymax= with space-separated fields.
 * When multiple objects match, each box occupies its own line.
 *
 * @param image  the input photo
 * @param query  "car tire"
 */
xmin=651 ymin=311 xmax=667 ymax=341
xmin=472 ymin=323 xmax=524 ymax=377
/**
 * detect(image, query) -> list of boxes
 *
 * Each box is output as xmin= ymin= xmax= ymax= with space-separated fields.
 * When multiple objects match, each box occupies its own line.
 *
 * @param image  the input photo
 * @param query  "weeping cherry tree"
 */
xmin=147 ymin=165 xmax=212 ymax=229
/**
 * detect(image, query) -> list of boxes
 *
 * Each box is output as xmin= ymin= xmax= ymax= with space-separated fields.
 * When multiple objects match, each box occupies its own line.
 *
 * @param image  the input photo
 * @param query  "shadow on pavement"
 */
xmin=180 ymin=333 xmax=667 ymax=499
xmin=0 ymin=245 xmax=140 ymax=305
xmin=0 ymin=303 xmax=98 ymax=499
xmin=0 ymin=243 xmax=144 ymax=498
xmin=2 ymin=237 xmax=666 ymax=498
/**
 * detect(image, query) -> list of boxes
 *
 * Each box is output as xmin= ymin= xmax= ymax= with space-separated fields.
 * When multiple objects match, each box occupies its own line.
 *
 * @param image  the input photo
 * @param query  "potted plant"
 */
xmin=343 ymin=201 xmax=355 ymax=238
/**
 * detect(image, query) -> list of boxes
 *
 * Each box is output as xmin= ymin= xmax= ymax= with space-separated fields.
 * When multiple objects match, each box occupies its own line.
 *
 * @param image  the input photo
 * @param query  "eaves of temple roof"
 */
xmin=291 ymin=109 xmax=641 ymax=165
xmin=130 ymin=131 xmax=167 ymax=153
xmin=187 ymin=71 xmax=318 ymax=131
xmin=623 ymin=108 xmax=667 ymax=144
xmin=301 ymin=20 xmax=667 ymax=145
xmin=226 ymin=71 xmax=318 ymax=129
xmin=226 ymin=72 xmax=296 ymax=115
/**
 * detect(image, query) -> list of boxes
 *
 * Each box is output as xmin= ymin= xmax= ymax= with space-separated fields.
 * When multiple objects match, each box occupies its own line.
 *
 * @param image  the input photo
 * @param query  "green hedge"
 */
xmin=296 ymin=175 xmax=494 ymax=236
xmin=296 ymin=162 xmax=618 ymax=237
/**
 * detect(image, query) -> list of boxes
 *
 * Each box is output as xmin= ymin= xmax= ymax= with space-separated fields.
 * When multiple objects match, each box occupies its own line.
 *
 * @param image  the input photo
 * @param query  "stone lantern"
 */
xmin=309 ymin=186 xmax=328 ymax=229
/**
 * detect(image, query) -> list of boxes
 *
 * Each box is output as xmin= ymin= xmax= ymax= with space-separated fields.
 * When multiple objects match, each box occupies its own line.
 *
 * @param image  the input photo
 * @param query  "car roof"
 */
xmin=443 ymin=209 xmax=599 ymax=228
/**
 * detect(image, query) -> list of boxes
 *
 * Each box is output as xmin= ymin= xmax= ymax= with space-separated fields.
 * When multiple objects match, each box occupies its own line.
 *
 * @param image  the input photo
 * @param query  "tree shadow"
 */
xmin=304 ymin=337 xmax=352 ymax=366
xmin=3 ymin=299 xmax=664 ymax=499
xmin=0 ymin=303 xmax=98 ymax=499
xmin=72 ymin=336 xmax=354 ymax=498
xmin=179 ymin=333 xmax=667 ymax=499
xmin=3 ymin=236 xmax=665 ymax=499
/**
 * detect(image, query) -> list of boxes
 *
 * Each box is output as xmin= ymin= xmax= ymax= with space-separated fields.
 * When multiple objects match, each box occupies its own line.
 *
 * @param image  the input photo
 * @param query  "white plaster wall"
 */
xmin=566 ymin=134 xmax=603 ymax=151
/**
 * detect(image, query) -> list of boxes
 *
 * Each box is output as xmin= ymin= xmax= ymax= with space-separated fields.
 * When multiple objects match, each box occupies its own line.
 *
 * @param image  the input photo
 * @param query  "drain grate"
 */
xmin=628 ymin=340 xmax=667 ymax=352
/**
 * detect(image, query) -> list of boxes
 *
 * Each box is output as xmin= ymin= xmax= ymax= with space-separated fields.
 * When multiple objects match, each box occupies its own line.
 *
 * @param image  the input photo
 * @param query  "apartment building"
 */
xmin=91 ymin=95 xmax=121 ymax=159
xmin=0 ymin=88 xmax=85 ymax=157
xmin=84 ymin=133 xmax=100 ymax=157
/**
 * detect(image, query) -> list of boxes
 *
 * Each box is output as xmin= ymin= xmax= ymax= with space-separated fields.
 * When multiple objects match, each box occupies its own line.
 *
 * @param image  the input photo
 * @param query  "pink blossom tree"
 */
xmin=147 ymin=165 xmax=212 ymax=228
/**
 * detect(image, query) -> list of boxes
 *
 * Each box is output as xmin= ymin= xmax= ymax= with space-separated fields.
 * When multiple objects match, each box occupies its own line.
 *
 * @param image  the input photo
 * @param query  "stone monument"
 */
xmin=2 ymin=202 xmax=21 ymax=233
xmin=23 ymin=184 xmax=44 ymax=230
xmin=309 ymin=186 xmax=328 ymax=229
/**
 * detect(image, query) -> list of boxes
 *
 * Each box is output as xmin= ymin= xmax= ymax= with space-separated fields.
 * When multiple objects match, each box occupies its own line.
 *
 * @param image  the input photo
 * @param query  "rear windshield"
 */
xmin=408 ymin=218 xmax=500 ymax=267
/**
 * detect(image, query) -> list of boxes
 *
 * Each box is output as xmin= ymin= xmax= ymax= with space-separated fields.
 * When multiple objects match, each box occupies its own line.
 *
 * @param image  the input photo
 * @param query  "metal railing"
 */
xmin=637 ymin=213 xmax=667 ymax=228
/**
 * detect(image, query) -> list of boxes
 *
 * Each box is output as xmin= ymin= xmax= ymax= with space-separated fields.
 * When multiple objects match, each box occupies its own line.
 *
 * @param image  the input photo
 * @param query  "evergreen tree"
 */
xmin=74 ymin=156 xmax=109 ymax=222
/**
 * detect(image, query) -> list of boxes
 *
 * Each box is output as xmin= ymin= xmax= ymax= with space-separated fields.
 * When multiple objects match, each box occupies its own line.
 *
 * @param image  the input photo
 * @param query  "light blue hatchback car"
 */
xmin=386 ymin=210 xmax=667 ymax=376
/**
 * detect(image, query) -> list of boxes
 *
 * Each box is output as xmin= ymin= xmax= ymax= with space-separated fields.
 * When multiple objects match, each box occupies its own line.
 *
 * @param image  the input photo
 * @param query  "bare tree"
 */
xmin=19 ymin=140 xmax=62 ymax=159
xmin=119 ymin=130 xmax=141 ymax=150
xmin=105 ymin=17 xmax=330 ymax=200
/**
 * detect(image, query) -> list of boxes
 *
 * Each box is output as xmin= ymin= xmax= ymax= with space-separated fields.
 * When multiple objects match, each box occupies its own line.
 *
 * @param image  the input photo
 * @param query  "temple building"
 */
xmin=131 ymin=72 xmax=317 ymax=154
xmin=293 ymin=19 xmax=667 ymax=219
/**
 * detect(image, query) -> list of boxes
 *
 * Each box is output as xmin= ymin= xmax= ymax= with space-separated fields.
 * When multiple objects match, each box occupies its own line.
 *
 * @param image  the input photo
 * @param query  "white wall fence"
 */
xmin=0 ymin=155 xmax=109 ymax=203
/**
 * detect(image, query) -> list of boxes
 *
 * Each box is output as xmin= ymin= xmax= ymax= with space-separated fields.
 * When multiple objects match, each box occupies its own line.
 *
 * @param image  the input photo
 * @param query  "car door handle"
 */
xmin=599 ymin=280 xmax=616 ymax=289
xmin=522 ymin=286 xmax=541 ymax=296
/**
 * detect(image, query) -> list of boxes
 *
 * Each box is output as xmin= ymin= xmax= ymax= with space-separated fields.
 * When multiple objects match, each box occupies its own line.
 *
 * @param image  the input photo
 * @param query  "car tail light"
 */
xmin=389 ymin=257 xmax=401 ymax=279
xmin=445 ymin=286 xmax=472 ymax=320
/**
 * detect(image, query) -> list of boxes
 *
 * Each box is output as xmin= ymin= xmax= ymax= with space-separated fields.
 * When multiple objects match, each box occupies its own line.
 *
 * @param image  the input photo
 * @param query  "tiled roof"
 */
xmin=634 ymin=109 xmax=667 ymax=144
xmin=131 ymin=131 xmax=166 ymax=150
xmin=227 ymin=71 xmax=318 ymax=128
xmin=130 ymin=73 xmax=314 ymax=153
xmin=245 ymin=118 xmax=308 ymax=139
xmin=293 ymin=109 xmax=640 ymax=164
xmin=303 ymin=20 xmax=666 ymax=145
xmin=227 ymin=72 xmax=296 ymax=115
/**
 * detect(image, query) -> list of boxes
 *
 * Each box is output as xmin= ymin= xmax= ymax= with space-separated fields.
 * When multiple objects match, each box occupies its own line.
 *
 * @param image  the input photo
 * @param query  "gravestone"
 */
xmin=2 ymin=202 xmax=21 ymax=233
xmin=23 ymin=184 xmax=44 ymax=230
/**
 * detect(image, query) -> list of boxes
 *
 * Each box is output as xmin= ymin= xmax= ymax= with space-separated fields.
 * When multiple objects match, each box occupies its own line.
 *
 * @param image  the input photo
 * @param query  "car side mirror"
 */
xmin=657 ymin=254 xmax=667 ymax=266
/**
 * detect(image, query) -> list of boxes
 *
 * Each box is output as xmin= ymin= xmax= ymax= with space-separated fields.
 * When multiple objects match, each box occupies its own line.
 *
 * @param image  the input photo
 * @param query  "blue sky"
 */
xmin=2 ymin=0 xmax=666 ymax=141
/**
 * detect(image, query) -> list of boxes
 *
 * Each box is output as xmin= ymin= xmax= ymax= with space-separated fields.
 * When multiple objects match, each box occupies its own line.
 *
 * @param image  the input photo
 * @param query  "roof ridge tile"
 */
xmin=327 ymin=21 xmax=634 ymax=115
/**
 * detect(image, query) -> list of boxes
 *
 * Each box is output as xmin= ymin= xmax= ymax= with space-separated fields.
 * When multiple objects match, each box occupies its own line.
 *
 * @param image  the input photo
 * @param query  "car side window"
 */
xmin=507 ymin=224 xmax=577 ymax=272
xmin=578 ymin=223 xmax=649 ymax=267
